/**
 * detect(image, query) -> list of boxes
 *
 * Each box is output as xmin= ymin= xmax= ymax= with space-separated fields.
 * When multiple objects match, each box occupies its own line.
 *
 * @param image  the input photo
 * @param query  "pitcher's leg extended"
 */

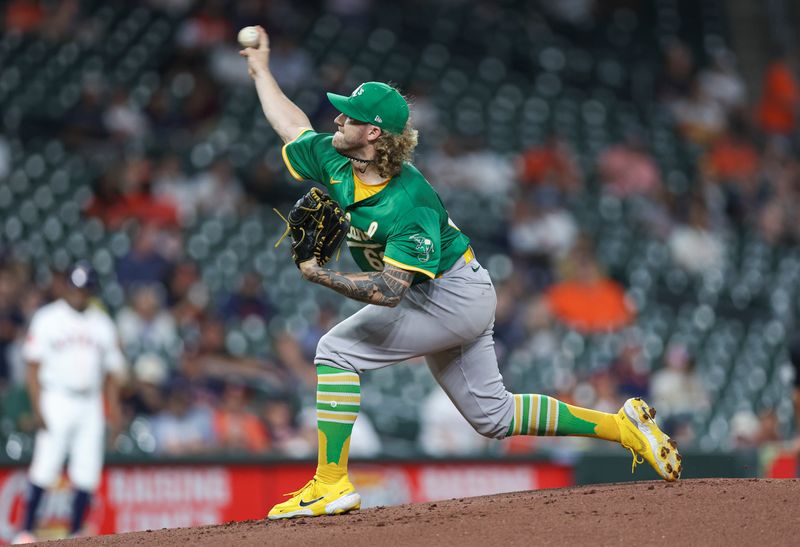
xmin=427 ymin=331 xmax=682 ymax=481
xmin=268 ymin=364 xmax=362 ymax=519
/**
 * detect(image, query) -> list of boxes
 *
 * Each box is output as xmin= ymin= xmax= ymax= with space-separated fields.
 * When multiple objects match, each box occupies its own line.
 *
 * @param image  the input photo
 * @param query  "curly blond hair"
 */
xmin=373 ymin=124 xmax=419 ymax=178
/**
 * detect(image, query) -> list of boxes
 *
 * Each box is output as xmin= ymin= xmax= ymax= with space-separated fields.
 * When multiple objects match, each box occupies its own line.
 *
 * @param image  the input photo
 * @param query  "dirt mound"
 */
xmin=57 ymin=479 xmax=799 ymax=547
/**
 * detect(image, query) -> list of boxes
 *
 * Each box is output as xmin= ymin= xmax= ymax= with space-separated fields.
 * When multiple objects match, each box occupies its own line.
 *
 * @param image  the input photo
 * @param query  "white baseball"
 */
xmin=238 ymin=26 xmax=259 ymax=48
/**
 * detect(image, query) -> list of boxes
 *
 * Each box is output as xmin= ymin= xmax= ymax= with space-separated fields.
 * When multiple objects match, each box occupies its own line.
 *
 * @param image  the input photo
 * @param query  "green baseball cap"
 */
xmin=327 ymin=82 xmax=409 ymax=134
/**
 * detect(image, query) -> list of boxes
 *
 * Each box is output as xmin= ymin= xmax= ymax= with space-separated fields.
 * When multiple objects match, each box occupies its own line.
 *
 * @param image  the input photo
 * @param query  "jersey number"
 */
xmin=364 ymin=248 xmax=385 ymax=270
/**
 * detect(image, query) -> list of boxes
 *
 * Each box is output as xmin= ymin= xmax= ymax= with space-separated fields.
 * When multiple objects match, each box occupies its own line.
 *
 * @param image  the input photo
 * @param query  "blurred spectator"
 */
xmin=176 ymin=1 xmax=231 ymax=50
xmin=210 ymin=36 xmax=253 ymax=85
xmin=324 ymin=0 xmax=372 ymax=30
xmin=630 ymin=187 xmax=675 ymax=240
xmin=704 ymin=117 xmax=759 ymax=185
xmin=213 ymin=382 xmax=269 ymax=453
xmin=597 ymin=134 xmax=662 ymax=197
xmin=730 ymin=408 xmax=783 ymax=448
xmin=758 ymin=199 xmax=792 ymax=247
xmin=274 ymin=331 xmax=315 ymax=388
xmin=268 ymin=38 xmax=314 ymax=92
xmin=193 ymin=158 xmax=246 ymax=216
xmin=542 ymin=239 xmax=635 ymax=333
xmin=86 ymin=159 xmax=179 ymax=229
xmin=586 ymin=370 xmax=623 ymax=414
xmin=104 ymin=89 xmax=150 ymax=140
xmin=41 ymin=0 xmax=80 ymax=42
xmin=649 ymin=343 xmax=709 ymax=437
xmin=261 ymin=398 xmax=311 ymax=457
xmin=188 ymin=318 xmax=286 ymax=389
xmin=493 ymin=280 xmax=529 ymax=363
xmin=656 ymin=40 xmax=695 ymax=102
xmin=698 ymin=49 xmax=747 ymax=113
xmin=119 ymin=353 xmax=168 ymax=434
xmin=121 ymin=156 xmax=181 ymax=227
xmin=351 ymin=411 xmax=382 ymax=457
xmin=509 ymin=188 xmax=578 ymax=261
xmin=516 ymin=133 xmax=582 ymax=194
xmin=63 ymin=85 xmax=108 ymax=143
xmin=668 ymin=199 xmax=724 ymax=273
xmin=757 ymin=51 xmax=799 ymax=136
xmin=116 ymin=284 xmax=179 ymax=357
xmin=4 ymin=0 xmax=44 ymax=33
xmin=612 ymin=341 xmax=650 ymax=400
xmin=181 ymin=70 xmax=222 ymax=130
xmin=151 ymin=378 xmax=217 ymax=454
xmin=116 ymin=224 xmax=173 ymax=288
xmin=521 ymin=296 xmax=559 ymax=361
xmin=165 ymin=260 xmax=201 ymax=308
xmin=147 ymin=0 xmax=194 ymax=15
xmin=152 ymin=154 xmax=196 ymax=223
xmin=424 ymin=136 xmax=514 ymax=195
xmin=298 ymin=304 xmax=339 ymax=360
xmin=219 ymin=271 xmax=273 ymax=323
xmin=418 ymin=386 xmax=488 ymax=456
xmin=670 ymin=80 xmax=726 ymax=146
xmin=85 ymin=167 xmax=130 ymax=227
xmin=171 ymin=281 xmax=211 ymax=348
xmin=146 ymin=87 xmax=185 ymax=138
xmin=0 ymin=269 xmax=24 ymax=385
xmin=406 ymin=85 xmax=441 ymax=141
xmin=5 ymin=286 xmax=45 ymax=385
xmin=244 ymin=159 xmax=301 ymax=206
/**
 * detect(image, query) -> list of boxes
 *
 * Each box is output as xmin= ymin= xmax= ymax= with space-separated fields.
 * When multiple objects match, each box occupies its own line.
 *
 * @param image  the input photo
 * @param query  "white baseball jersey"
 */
xmin=23 ymin=299 xmax=124 ymax=491
xmin=23 ymin=300 xmax=124 ymax=393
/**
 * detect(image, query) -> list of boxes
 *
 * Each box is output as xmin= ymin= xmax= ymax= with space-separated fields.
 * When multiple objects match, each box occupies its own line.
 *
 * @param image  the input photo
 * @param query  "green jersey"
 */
xmin=282 ymin=130 xmax=471 ymax=282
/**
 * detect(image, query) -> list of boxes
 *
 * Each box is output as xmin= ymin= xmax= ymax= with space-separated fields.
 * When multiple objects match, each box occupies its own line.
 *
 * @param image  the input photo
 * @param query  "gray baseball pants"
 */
xmin=315 ymin=256 xmax=514 ymax=439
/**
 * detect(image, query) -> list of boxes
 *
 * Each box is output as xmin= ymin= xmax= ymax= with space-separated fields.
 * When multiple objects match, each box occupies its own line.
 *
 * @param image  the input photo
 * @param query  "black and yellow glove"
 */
xmin=275 ymin=187 xmax=349 ymax=267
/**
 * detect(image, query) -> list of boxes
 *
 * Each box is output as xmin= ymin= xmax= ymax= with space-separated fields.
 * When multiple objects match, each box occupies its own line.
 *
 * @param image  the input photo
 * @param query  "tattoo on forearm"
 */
xmin=305 ymin=264 xmax=415 ymax=306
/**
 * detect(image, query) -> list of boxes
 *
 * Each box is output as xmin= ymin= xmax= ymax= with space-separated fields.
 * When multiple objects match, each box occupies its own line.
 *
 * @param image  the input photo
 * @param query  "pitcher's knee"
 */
xmin=314 ymin=332 xmax=354 ymax=372
xmin=470 ymin=417 xmax=508 ymax=440
xmin=315 ymin=332 xmax=336 ymax=363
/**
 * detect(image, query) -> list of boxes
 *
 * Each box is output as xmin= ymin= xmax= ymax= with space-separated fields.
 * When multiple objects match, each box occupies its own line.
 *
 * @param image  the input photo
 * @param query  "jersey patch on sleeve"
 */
xmin=409 ymin=234 xmax=435 ymax=263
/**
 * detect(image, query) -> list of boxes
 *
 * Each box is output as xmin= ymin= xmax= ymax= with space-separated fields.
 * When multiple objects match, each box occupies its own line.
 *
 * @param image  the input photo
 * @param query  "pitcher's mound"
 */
xmin=58 ymin=478 xmax=800 ymax=546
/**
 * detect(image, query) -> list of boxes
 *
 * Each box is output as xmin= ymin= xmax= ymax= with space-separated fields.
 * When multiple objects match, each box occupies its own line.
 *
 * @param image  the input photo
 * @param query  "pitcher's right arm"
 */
xmin=240 ymin=26 xmax=313 ymax=143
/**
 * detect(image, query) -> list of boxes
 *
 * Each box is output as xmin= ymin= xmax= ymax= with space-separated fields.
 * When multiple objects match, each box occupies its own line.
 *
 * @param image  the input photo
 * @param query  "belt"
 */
xmin=463 ymin=246 xmax=475 ymax=265
xmin=436 ymin=246 xmax=475 ymax=278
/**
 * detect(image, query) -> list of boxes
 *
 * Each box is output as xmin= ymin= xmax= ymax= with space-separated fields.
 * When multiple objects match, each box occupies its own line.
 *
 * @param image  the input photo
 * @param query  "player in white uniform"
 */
xmin=13 ymin=263 xmax=124 ymax=543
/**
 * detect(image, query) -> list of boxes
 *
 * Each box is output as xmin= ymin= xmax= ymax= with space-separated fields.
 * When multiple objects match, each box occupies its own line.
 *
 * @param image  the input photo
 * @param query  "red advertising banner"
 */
xmin=0 ymin=460 xmax=572 ymax=543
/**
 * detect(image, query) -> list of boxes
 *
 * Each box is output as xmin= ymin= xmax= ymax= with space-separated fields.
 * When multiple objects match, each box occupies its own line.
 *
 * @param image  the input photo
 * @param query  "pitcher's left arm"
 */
xmin=299 ymin=260 xmax=414 ymax=307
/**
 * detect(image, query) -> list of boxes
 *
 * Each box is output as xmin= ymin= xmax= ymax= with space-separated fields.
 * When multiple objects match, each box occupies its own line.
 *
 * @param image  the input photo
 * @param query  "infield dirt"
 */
xmin=55 ymin=478 xmax=799 ymax=546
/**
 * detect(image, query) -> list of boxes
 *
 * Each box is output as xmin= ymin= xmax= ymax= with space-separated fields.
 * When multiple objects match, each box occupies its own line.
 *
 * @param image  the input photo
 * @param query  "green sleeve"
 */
xmin=383 ymin=207 xmax=441 ymax=279
xmin=281 ymin=130 xmax=338 ymax=182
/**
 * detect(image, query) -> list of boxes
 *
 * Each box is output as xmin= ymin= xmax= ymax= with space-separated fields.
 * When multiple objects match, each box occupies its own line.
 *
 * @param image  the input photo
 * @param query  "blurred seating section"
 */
xmin=0 ymin=0 xmax=796 ymax=459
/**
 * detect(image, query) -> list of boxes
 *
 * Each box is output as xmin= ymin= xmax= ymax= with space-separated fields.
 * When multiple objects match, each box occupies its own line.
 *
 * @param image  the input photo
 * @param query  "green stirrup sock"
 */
xmin=315 ymin=364 xmax=361 ymax=484
xmin=505 ymin=394 xmax=620 ymax=442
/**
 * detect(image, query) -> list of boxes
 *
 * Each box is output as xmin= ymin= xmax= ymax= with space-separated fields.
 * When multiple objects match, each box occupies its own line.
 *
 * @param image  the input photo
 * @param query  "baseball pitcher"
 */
xmin=240 ymin=26 xmax=682 ymax=521
xmin=14 ymin=263 xmax=124 ymax=542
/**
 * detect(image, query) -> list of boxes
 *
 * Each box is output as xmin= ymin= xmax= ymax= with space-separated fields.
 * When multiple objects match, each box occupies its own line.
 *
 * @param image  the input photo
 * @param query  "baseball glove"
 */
xmin=274 ymin=187 xmax=349 ymax=267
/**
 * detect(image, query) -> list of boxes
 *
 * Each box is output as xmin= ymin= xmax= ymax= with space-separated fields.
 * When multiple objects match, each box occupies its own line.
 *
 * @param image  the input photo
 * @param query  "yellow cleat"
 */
xmin=267 ymin=475 xmax=361 ymax=520
xmin=615 ymin=397 xmax=682 ymax=481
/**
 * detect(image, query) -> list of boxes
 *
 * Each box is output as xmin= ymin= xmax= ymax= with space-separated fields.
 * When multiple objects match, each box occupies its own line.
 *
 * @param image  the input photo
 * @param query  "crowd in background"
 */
xmin=1 ymin=0 xmax=799 ymax=459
